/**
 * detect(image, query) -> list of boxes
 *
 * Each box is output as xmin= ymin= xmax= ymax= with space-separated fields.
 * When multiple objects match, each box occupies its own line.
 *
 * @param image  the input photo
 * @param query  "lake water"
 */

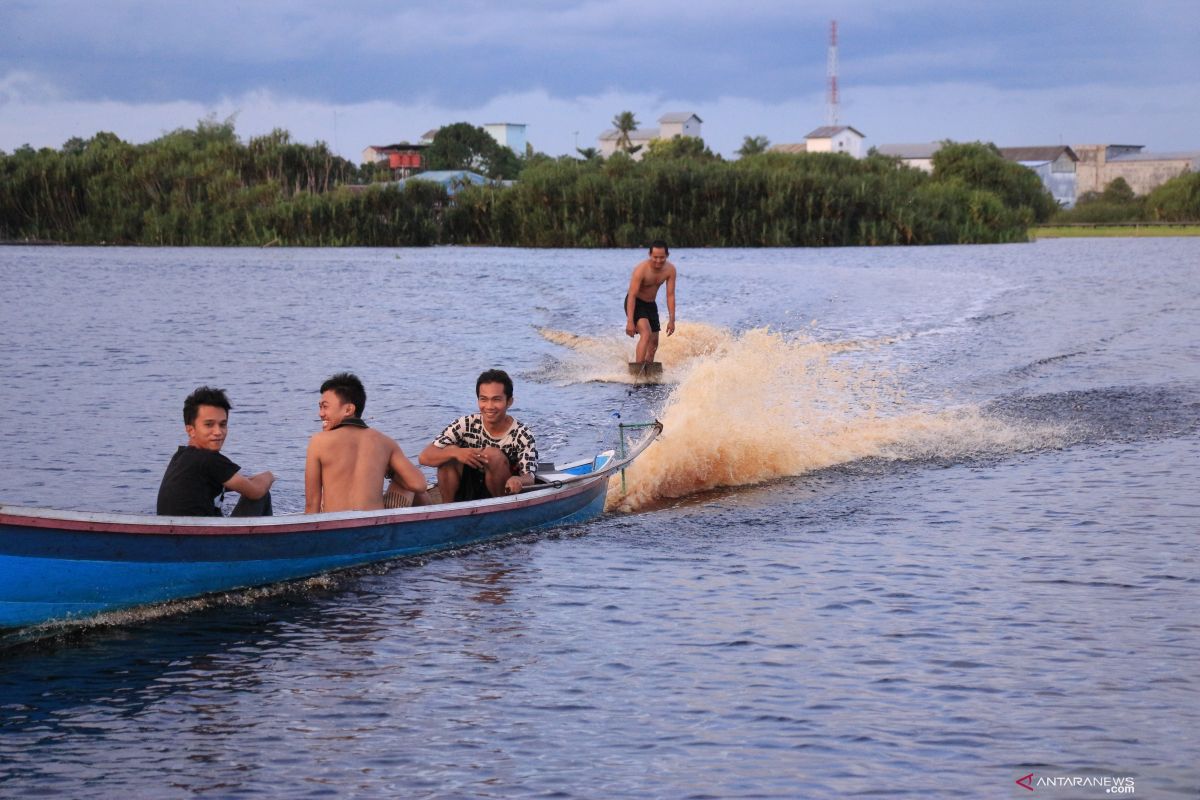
xmin=0 ymin=240 xmax=1197 ymax=798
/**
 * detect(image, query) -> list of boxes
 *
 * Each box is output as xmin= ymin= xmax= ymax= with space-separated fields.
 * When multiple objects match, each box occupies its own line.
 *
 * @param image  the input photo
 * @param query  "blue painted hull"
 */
xmin=0 ymin=458 xmax=620 ymax=632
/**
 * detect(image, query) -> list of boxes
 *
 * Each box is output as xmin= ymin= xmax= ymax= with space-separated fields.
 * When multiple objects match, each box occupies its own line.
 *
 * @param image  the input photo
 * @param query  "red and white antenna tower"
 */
xmin=826 ymin=20 xmax=840 ymax=127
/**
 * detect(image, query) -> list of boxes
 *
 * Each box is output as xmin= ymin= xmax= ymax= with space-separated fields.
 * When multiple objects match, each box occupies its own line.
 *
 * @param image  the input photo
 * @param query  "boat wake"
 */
xmin=538 ymin=322 xmax=893 ymax=385
xmin=602 ymin=326 xmax=1071 ymax=512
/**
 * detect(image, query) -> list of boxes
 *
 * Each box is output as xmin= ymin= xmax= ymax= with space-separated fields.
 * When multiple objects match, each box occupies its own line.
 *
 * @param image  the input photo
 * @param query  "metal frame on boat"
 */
xmin=0 ymin=422 xmax=662 ymax=634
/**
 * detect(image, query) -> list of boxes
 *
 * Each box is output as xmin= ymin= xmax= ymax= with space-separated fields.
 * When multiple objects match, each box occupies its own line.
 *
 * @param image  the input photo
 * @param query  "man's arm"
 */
xmin=421 ymin=440 xmax=494 ymax=473
xmin=505 ymin=429 xmax=538 ymax=494
xmin=225 ymin=470 xmax=274 ymax=500
xmin=304 ymin=436 xmax=323 ymax=513
xmin=419 ymin=441 xmax=460 ymax=467
xmin=665 ymin=266 xmax=677 ymax=336
xmin=389 ymin=442 xmax=428 ymax=493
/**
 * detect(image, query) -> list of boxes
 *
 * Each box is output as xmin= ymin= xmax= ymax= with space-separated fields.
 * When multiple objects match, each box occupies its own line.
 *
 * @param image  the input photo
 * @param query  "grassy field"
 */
xmin=1033 ymin=224 xmax=1200 ymax=238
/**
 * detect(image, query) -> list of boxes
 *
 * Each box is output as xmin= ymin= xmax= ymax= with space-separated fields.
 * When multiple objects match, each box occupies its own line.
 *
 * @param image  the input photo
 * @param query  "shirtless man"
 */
xmin=304 ymin=372 xmax=429 ymax=513
xmin=624 ymin=240 xmax=677 ymax=364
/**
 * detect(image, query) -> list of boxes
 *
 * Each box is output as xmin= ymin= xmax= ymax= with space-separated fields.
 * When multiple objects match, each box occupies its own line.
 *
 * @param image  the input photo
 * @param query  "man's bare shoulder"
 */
xmin=331 ymin=427 xmax=403 ymax=458
xmin=367 ymin=428 xmax=404 ymax=451
xmin=309 ymin=426 xmax=381 ymax=451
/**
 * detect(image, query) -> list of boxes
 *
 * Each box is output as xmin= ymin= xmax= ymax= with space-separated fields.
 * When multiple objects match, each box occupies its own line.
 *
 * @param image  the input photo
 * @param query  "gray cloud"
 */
xmin=1 ymin=0 xmax=1197 ymax=154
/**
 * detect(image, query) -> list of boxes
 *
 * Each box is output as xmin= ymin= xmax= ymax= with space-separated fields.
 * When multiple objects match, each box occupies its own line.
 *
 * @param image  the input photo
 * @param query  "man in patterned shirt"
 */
xmin=419 ymin=369 xmax=538 ymax=502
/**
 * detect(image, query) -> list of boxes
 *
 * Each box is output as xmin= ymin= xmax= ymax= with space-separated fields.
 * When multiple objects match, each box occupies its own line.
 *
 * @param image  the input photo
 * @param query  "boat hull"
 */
xmin=1 ymin=469 xmax=608 ymax=631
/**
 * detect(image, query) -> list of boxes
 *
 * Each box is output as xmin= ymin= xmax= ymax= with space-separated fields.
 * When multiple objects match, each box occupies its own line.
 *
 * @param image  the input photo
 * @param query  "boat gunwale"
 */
xmin=0 ymin=477 xmax=599 ymax=536
xmin=0 ymin=423 xmax=661 ymax=538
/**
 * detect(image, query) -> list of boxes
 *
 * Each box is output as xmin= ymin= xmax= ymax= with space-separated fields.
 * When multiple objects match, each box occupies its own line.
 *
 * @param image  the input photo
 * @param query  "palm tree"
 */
xmin=576 ymin=146 xmax=601 ymax=161
xmin=737 ymin=135 xmax=770 ymax=158
xmin=612 ymin=111 xmax=640 ymax=154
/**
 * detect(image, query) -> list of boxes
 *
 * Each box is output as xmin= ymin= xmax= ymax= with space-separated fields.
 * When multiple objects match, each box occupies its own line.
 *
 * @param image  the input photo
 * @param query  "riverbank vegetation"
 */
xmin=1032 ymin=224 xmax=1200 ymax=238
xmin=1049 ymin=173 xmax=1200 ymax=226
xmin=443 ymin=142 xmax=1056 ymax=247
xmin=0 ymin=121 xmax=1117 ymax=247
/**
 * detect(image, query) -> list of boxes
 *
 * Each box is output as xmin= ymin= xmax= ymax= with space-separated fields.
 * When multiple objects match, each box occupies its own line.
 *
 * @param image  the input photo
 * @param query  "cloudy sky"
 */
xmin=2 ymin=0 xmax=1198 ymax=161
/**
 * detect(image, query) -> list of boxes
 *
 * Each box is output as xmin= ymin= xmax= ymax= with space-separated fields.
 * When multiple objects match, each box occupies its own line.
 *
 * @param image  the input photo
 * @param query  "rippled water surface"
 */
xmin=1 ymin=240 xmax=1198 ymax=798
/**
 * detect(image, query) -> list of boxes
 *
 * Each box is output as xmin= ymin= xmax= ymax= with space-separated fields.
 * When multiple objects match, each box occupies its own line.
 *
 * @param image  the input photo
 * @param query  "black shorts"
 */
xmin=455 ymin=466 xmax=491 ymax=501
xmin=455 ymin=461 xmax=517 ymax=502
xmin=624 ymin=294 xmax=660 ymax=333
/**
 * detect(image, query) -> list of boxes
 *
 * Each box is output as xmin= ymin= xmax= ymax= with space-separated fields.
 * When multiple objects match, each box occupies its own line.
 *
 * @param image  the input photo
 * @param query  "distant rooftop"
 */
xmin=805 ymin=126 xmax=865 ymax=139
xmin=875 ymin=143 xmax=940 ymax=159
xmin=598 ymin=128 xmax=659 ymax=141
xmin=366 ymin=142 xmax=427 ymax=152
xmin=1106 ymin=150 xmax=1200 ymax=164
xmin=393 ymin=170 xmax=489 ymax=195
xmin=998 ymin=146 xmax=1078 ymax=163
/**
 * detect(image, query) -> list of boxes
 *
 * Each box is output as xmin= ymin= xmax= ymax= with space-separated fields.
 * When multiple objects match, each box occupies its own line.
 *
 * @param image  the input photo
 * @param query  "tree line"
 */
xmin=1049 ymin=174 xmax=1200 ymax=224
xmin=443 ymin=142 xmax=1058 ymax=247
xmin=8 ymin=120 xmax=1171 ymax=248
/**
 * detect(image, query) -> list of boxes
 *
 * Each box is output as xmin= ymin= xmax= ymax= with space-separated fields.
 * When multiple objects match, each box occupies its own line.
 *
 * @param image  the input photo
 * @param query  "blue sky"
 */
xmin=2 ymin=0 xmax=1198 ymax=161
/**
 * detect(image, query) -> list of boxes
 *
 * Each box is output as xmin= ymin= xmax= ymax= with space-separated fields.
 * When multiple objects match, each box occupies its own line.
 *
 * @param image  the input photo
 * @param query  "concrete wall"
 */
xmin=1073 ymin=145 xmax=1193 ymax=196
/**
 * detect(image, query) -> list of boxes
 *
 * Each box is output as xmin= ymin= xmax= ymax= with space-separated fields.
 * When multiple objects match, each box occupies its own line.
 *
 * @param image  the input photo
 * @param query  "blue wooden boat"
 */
xmin=0 ymin=422 xmax=661 ymax=634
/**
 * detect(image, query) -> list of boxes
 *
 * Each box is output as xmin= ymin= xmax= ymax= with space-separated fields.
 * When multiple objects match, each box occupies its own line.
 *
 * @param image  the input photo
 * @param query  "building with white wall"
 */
xmin=483 ymin=123 xmax=527 ymax=156
xmin=597 ymin=112 xmax=704 ymax=159
xmin=803 ymin=126 xmax=865 ymax=158
xmin=769 ymin=126 xmax=867 ymax=159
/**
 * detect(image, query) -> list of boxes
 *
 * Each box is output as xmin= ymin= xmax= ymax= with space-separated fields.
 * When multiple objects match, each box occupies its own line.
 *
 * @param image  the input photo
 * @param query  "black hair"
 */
xmin=649 ymin=239 xmax=669 ymax=255
xmin=476 ymin=369 xmax=513 ymax=400
xmin=320 ymin=372 xmax=366 ymax=418
xmin=183 ymin=386 xmax=231 ymax=426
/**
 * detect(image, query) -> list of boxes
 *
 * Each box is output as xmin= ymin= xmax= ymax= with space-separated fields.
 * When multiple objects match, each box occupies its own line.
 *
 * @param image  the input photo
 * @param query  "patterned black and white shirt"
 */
xmin=433 ymin=414 xmax=539 ymax=476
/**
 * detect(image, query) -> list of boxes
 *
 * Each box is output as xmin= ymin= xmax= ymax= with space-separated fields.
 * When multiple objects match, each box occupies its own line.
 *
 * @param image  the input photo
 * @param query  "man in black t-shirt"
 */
xmin=157 ymin=386 xmax=275 ymax=516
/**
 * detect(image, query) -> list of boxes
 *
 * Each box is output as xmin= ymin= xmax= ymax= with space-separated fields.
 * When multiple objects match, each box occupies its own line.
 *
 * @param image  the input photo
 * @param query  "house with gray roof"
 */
xmin=769 ymin=126 xmax=867 ymax=159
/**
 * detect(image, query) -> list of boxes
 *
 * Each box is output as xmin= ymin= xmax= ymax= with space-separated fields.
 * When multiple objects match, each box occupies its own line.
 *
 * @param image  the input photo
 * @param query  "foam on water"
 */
xmin=604 ymin=326 xmax=1067 ymax=512
xmin=538 ymin=322 xmax=731 ymax=383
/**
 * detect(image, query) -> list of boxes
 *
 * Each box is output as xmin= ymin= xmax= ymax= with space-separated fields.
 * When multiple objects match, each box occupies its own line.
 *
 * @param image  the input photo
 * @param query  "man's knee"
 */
xmin=435 ymin=463 xmax=461 ymax=505
xmin=483 ymin=448 xmax=512 ymax=478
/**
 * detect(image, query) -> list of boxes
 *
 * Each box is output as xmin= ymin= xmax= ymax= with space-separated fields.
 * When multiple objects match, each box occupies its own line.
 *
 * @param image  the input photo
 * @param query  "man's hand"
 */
xmin=460 ymin=447 xmax=488 ymax=470
xmin=625 ymin=320 xmax=636 ymax=337
xmin=666 ymin=319 xmax=676 ymax=336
